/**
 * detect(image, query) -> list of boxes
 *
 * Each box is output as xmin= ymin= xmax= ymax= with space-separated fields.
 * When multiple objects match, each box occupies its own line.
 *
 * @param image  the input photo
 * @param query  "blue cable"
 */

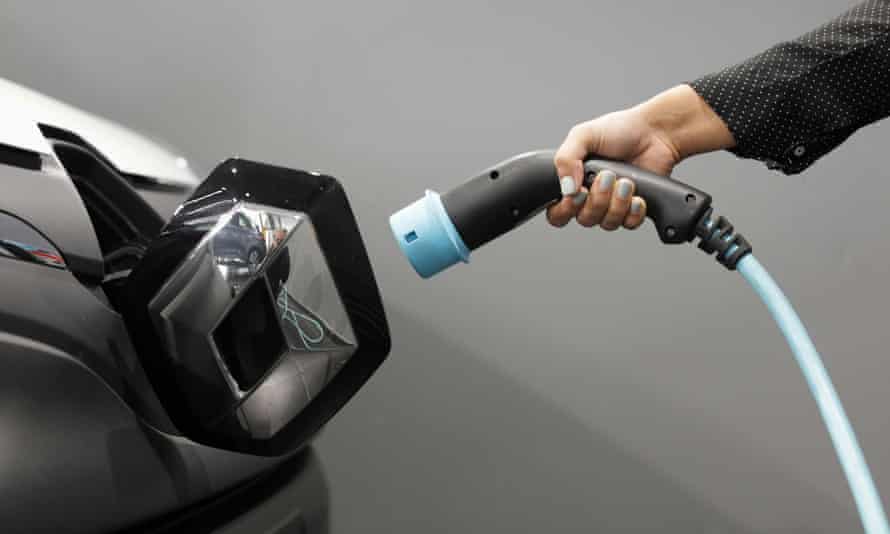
xmin=737 ymin=254 xmax=889 ymax=534
xmin=276 ymin=286 xmax=325 ymax=349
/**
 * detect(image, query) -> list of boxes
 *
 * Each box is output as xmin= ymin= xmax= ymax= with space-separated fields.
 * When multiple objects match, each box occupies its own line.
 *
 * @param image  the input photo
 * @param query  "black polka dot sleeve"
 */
xmin=690 ymin=0 xmax=890 ymax=174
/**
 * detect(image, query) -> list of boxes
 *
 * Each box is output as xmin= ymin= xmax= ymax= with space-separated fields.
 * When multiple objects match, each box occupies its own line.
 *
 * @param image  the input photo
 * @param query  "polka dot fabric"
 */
xmin=691 ymin=0 xmax=890 ymax=174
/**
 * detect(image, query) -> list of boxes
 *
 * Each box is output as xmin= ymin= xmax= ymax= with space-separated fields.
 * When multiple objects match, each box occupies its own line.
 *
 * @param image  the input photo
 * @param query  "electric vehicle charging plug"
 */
xmin=390 ymin=149 xmax=751 ymax=277
xmin=389 ymin=150 xmax=889 ymax=533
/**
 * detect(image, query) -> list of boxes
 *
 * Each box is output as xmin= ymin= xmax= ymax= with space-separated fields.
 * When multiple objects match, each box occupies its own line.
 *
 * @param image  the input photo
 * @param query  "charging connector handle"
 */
xmin=391 ymin=149 xmax=728 ymax=278
xmin=441 ymin=150 xmax=712 ymax=251
xmin=582 ymin=158 xmax=712 ymax=244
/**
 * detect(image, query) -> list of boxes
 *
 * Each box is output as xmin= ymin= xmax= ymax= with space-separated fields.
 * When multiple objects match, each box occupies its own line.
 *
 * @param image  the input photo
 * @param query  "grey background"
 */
xmin=4 ymin=1 xmax=889 ymax=532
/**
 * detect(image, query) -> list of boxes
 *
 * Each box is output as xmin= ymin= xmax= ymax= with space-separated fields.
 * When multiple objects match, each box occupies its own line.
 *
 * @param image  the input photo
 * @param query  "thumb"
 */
xmin=554 ymin=122 xmax=603 ymax=188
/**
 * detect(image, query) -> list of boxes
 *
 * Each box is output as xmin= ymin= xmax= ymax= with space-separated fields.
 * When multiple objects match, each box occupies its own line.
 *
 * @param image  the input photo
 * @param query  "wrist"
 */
xmin=636 ymin=84 xmax=735 ymax=160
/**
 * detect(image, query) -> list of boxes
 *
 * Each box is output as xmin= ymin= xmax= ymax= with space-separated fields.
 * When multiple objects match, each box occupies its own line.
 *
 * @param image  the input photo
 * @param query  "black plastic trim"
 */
xmin=39 ymin=124 xmax=191 ymax=192
xmin=0 ymin=142 xmax=41 ymax=171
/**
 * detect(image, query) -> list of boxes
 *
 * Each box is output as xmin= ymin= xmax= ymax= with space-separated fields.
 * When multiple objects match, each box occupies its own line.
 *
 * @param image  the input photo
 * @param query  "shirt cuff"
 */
xmin=689 ymin=74 xmax=850 ymax=175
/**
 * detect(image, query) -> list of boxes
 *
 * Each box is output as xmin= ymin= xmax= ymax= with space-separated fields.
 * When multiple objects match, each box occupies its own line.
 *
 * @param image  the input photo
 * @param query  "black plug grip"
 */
xmin=582 ymin=159 xmax=711 ymax=243
xmin=442 ymin=150 xmax=561 ymax=250
xmin=440 ymin=150 xmax=713 ymax=250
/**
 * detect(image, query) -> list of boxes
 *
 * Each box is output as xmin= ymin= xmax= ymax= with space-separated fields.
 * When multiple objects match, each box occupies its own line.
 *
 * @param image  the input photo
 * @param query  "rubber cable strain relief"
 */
xmin=694 ymin=208 xmax=752 ymax=270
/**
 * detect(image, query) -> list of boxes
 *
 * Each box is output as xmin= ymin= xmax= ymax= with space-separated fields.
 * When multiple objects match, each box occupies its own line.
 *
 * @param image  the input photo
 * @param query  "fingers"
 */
xmin=623 ymin=197 xmax=646 ymax=229
xmin=576 ymin=170 xmax=615 ymax=227
xmin=545 ymin=177 xmax=584 ymax=227
xmin=550 ymin=118 xmax=649 ymax=232
xmin=600 ymin=178 xmax=635 ymax=231
xmin=574 ymin=172 xmax=647 ymax=231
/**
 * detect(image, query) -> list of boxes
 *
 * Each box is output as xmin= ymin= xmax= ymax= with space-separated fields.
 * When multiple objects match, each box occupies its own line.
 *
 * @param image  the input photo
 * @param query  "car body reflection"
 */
xmin=212 ymin=211 xmax=267 ymax=269
xmin=0 ymin=212 xmax=66 ymax=269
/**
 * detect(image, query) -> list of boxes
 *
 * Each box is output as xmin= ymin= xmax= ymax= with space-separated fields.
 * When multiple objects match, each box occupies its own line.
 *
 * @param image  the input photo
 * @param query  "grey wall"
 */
xmin=4 ymin=1 xmax=889 ymax=532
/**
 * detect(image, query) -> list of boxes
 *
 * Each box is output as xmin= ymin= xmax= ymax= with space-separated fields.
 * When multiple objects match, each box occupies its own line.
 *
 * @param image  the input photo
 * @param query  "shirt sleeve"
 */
xmin=689 ymin=0 xmax=890 ymax=174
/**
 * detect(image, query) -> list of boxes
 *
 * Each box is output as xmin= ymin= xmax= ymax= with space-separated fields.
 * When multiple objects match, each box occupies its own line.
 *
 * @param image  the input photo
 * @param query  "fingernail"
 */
xmin=598 ymin=170 xmax=616 ymax=192
xmin=631 ymin=198 xmax=643 ymax=214
xmin=560 ymin=176 xmax=577 ymax=196
xmin=572 ymin=188 xmax=588 ymax=206
xmin=617 ymin=179 xmax=632 ymax=199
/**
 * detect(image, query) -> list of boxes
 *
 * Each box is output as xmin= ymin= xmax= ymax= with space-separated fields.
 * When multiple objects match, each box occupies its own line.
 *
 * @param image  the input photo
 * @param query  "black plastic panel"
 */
xmin=0 ymin=322 xmax=324 ymax=533
xmin=0 ymin=162 xmax=104 ymax=282
xmin=123 ymin=158 xmax=390 ymax=455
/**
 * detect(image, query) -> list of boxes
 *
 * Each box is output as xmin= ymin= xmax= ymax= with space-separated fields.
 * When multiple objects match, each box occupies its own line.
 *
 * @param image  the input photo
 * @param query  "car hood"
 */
xmin=0 ymin=77 xmax=199 ymax=187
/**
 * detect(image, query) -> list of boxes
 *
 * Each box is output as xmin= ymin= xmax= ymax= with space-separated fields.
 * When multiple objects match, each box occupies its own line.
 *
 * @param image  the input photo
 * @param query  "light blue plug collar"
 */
xmin=389 ymin=190 xmax=470 ymax=278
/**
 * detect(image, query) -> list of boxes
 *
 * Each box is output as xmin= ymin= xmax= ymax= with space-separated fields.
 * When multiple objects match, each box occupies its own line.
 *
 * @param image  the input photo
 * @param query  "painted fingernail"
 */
xmin=560 ymin=176 xmax=577 ymax=196
xmin=617 ymin=179 xmax=633 ymax=199
xmin=572 ymin=188 xmax=588 ymax=206
xmin=631 ymin=198 xmax=643 ymax=215
xmin=598 ymin=170 xmax=616 ymax=192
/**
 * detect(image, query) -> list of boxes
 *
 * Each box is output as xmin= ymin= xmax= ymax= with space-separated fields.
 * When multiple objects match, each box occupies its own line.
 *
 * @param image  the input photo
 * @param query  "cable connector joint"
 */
xmin=694 ymin=208 xmax=752 ymax=270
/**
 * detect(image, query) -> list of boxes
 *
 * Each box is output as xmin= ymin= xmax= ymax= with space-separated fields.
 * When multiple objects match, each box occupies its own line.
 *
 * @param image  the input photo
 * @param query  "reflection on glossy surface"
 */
xmin=237 ymin=222 xmax=357 ymax=438
xmin=208 ymin=206 xmax=298 ymax=294
xmin=0 ymin=211 xmax=65 ymax=268
xmin=149 ymin=199 xmax=356 ymax=439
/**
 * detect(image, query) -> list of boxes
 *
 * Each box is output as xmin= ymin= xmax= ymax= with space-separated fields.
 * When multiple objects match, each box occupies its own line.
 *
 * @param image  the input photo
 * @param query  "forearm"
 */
xmin=635 ymin=84 xmax=736 ymax=161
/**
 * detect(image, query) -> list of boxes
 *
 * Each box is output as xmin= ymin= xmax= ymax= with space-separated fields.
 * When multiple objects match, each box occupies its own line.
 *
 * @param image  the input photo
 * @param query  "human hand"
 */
xmin=547 ymin=84 xmax=734 ymax=230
